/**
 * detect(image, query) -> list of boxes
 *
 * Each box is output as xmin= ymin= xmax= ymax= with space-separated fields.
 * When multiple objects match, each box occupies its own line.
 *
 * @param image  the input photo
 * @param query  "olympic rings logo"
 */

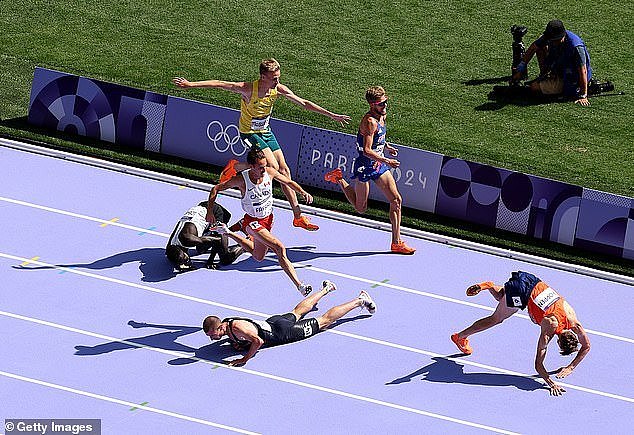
xmin=206 ymin=121 xmax=248 ymax=156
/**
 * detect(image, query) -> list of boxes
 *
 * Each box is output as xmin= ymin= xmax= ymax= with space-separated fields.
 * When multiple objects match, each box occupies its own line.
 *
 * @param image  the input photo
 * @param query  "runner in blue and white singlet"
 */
xmin=352 ymin=119 xmax=390 ymax=182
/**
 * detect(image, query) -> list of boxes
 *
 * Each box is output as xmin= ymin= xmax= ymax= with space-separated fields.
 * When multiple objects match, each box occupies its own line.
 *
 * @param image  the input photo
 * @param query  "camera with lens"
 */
xmin=588 ymin=79 xmax=614 ymax=95
xmin=510 ymin=25 xmax=528 ymax=85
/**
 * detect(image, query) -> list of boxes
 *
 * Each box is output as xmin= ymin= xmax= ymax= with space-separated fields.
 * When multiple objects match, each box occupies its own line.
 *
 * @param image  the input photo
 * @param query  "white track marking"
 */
xmin=0 ymin=369 xmax=259 ymax=434
xmin=0 ymin=197 xmax=631 ymax=345
xmin=2 ymin=254 xmax=633 ymax=404
xmin=0 ymin=310 xmax=521 ymax=434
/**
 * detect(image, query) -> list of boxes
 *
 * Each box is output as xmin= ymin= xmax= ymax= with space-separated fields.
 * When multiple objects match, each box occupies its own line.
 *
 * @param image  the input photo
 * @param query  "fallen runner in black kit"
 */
xmin=202 ymin=280 xmax=376 ymax=366
xmin=165 ymin=201 xmax=243 ymax=271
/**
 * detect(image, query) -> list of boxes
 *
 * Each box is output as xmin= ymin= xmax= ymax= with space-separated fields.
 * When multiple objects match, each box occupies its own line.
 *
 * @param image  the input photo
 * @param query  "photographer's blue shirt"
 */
xmin=536 ymin=30 xmax=592 ymax=95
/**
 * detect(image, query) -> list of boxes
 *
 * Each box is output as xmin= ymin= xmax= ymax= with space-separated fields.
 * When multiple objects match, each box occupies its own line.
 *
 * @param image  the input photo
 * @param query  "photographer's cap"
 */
xmin=543 ymin=19 xmax=566 ymax=40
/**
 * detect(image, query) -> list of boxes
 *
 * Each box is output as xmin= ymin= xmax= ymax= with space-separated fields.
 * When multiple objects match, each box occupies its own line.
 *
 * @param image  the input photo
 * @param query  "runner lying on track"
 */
xmin=203 ymin=280 xmax=376 ymax=366
xmin=166 ymin=201 xmax=243 ymax=271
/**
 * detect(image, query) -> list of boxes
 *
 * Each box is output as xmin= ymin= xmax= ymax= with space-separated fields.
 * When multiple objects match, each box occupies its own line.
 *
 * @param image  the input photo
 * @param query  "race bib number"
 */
xmin=532 ymin=287 xmax=560 ymax=311
xmin=303 ymin=323 xmax=314 ymax=337
xmin=511 ymin=296 xmax=523 ymax=307
xmin=248 ymin=221 xmax=262 ymax=231
xmin=250 ymin=116 xmax=270 ymax=131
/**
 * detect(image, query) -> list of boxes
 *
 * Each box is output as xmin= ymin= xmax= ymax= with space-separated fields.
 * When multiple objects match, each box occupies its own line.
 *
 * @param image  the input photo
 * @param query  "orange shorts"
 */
xmin=241 ymin=213 xmax=274 ymax=233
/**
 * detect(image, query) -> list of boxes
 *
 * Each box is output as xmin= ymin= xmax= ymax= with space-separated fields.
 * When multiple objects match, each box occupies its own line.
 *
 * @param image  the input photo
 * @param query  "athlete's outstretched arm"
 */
xmin=172 ymin=77 xmax=250 ymax=97
xmin=206 ymin=176 xmax=244 ymax=223
xmin=277 ymin=83 xmax=350 ymax=126
xmin=535 ymin=319 xmax=565 ymax=396
xmin=267 ymin=168 xmax=313 ymax=204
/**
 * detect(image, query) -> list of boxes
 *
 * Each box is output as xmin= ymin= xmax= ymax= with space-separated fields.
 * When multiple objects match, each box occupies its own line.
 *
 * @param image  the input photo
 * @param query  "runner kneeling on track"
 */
xmin=451 ymin=271 xmax=590 ymax=396
xmin=202 ymin=280 xmax=376 ymax=366
xmin=166 ymin=201 xmax=243 ymax=271
xmin=206 ymin=146 xmax=315 ymax=296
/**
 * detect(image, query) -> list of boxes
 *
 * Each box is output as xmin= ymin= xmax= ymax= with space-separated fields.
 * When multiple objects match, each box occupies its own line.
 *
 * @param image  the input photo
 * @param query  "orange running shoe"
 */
xmin=293 ymin=215 xmax=319 ymax=231
xmin=451 ymin=333 xmax=473 ymax=355
xmin=391 ymin=240 xmax=416 ymax=255
xmin=324 ymin=168 xmax=343 ymax=184
xmin=466 ymin=284 xmax=482 ymax=296
xmin=219 ymin=159 xmax=238 ymax=183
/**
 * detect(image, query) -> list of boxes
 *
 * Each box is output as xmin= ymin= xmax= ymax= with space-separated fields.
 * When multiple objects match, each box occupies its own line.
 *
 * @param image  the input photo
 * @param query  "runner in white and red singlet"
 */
xmin=206 ymin=146 xmax=315 ymax=296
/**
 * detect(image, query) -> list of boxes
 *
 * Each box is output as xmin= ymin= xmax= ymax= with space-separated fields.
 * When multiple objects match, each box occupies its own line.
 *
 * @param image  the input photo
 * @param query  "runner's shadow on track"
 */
xmin=328 ymin=314 xmax=372 ymax=328
xmin=13 ymin=247 xmax=181 ymax=283
xmin=202 ymin=246 xmax=386 ymax=274
xmin=286 ymin=246 xmax=388 ymax=262
xmin=74 ymin=320 xmax=241 ymax=365
xmin=386 ymin=356 xmax=547 ymax=392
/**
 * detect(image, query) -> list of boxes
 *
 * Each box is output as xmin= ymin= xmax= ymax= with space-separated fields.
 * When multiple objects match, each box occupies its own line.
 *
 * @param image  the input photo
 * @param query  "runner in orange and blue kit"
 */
xmin=451 ymin=271 xmax=590 ymax=396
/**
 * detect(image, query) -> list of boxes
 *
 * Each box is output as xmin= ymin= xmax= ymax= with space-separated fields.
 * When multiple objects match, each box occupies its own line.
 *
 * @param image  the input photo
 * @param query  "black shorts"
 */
xmin=264 ymin=313 xmax=319 ymax=346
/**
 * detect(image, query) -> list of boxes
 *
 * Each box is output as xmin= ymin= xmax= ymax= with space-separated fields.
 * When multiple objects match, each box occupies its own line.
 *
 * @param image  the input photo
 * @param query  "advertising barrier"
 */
xmin=26 ymin=67 xmax=633 ymax=261
xmin=296 ymin=125 xmax=443 ymax=212
xmin=29 ymin=67 xmax=166 ymax=152
xmin=161 ymin=96 xmax=303 ymax=172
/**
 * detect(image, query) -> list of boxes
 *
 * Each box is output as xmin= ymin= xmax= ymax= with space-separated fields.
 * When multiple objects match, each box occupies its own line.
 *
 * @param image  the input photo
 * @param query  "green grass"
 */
xmin=1 ymin=0 xmax=632 ymax=275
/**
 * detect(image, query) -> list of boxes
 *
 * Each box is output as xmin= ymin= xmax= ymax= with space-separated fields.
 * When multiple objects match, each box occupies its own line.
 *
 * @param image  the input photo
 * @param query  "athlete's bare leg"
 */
xmin=456 ymin=298 xmax=518 ymax=339
xmin=245 ymin=226 xmax=302 ymax=288
xmin=374 ymin=171 xmax=402 ymax=244
xmin=292 ymin=283 xmax=334 ymax=318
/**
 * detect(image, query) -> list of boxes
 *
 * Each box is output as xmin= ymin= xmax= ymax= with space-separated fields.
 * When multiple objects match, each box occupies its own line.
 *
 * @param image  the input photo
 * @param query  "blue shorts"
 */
xmin=351 ymin=156 xmax=390 ymax=183
xmin=503 ymin=271 xmax=541 ymax=309
xmin=240 ymin=131 xmax=281 ymax=152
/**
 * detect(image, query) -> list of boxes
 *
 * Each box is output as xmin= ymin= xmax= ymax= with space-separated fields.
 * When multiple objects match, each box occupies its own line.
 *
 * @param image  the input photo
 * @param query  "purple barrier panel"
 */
xmin=28 ymin=67 xmax=167 ymax=151
xmin=574 ymin=189 xmax=634 ymax=259
xmin=161 ymin=96 xmax=303 ymax=170
xmin=436 ymin=157 xmax=582 ymax=245
xmin=295 ymin=126 xmax=442 ymax=212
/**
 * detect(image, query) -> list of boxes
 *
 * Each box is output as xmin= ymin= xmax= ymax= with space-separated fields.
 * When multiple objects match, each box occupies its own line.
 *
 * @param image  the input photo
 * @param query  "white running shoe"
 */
xmin=211 ymin=222 xmax=231 ymax=235
xmin=298 ymin=282 xmax=313 ymax=297
xmin=358 ymin=290 xmax=376 ymax=314
xmin=321 ymin=280 xmax=337 ymax=293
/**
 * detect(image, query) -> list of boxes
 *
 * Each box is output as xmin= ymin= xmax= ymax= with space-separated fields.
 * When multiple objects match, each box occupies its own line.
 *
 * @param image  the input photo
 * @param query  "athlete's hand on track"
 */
xmin=549 ymin=383 xmax=566 ymax=396
xmin=172 ymin=77 xmax=191 ymax=88
xmin=555 ymin=366 xmax=574 ymax=379
xmin=227 ymin=358 xmax=248 ymax=367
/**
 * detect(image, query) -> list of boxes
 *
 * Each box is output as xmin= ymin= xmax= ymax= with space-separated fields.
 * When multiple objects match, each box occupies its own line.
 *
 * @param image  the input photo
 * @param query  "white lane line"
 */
xmin=0 ymin=310 xmax=520 ymax=435
xmin=0 ymin=208 xmax=634 ymax=344
xmin=0 ymin=196 xmax=170 ymax=237
xmin=2 ymin=253 xmax=633 ymax=404
xmin=0 ymin=196 xmax=631 ymax=344
xmin=0 ymin=369 xmax=259 ymax=435
xmin=306 ymin=266 xmax=634 ymax=344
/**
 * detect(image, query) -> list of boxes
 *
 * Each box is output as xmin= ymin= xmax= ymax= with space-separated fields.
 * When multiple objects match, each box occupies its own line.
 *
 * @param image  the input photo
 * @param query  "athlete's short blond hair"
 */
xmin=259 ymin=58 xmax=281 ymax=75
xmin=365 ymin=86 xmax=386 ymax=103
